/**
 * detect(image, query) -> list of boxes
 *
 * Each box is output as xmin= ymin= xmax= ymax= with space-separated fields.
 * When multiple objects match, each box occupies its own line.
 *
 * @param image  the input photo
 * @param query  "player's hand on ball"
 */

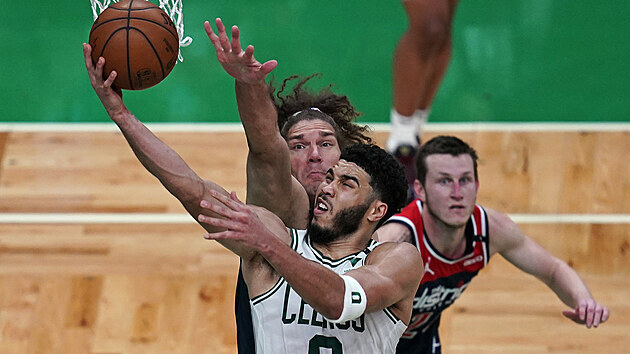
xmin=83 ymin=43 xmax=126 ymax=118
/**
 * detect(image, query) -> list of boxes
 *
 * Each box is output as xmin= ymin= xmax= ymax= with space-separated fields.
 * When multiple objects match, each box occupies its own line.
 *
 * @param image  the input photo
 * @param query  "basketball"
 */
xmin=88 ymin=0 xmax=179 ymax=90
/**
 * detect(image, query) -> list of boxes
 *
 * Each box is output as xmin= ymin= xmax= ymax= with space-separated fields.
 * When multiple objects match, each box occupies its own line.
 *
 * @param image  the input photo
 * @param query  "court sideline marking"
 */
xmin=1 ymin=213 xmax=629 ymax=225
xmin=1 ymin=122 xmax=630 ymax=133
xmin=1 ymin=122 xmax=628 ymax=224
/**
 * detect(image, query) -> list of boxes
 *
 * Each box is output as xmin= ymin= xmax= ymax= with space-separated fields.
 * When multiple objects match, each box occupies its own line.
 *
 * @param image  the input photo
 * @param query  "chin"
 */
xmin=311 ymin=214 xmax=332 ymax=227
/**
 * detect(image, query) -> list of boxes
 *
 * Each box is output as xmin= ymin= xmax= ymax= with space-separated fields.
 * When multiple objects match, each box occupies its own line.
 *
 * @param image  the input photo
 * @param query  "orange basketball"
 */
xmin=88 ymin=0 xmax=179 ymax=90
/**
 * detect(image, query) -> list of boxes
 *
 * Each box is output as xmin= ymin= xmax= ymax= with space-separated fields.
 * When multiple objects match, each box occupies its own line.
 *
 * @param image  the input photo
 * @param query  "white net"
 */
xmin=90 ymin=0 xmax=192 ymax=62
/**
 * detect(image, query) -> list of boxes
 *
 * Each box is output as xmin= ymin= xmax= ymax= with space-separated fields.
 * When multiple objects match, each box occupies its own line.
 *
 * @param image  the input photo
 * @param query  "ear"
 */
xmin=413 ymin=179 xmax=426 ymax=202
xmin=366 ymin=200 xmax=388 ymax=223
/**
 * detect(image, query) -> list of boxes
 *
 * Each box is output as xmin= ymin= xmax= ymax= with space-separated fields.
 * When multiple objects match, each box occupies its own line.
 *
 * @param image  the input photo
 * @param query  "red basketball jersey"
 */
xmin=386 ymin=199 xmax=490 ymax=354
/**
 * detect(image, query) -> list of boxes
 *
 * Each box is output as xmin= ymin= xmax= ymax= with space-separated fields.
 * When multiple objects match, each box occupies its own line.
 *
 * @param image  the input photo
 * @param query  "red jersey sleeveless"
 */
xmin=386 ymin=199 xmax=490 ymax=354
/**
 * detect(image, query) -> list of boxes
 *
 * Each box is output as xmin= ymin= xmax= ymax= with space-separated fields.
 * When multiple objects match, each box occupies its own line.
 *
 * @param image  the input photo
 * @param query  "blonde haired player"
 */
xmin=377 ymin=136 xmax=610 ymax=353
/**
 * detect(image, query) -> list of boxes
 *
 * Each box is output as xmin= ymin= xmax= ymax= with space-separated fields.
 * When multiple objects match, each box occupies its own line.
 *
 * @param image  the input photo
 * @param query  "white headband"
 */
xmin=290 ymin=107 xmax=322 ymax=117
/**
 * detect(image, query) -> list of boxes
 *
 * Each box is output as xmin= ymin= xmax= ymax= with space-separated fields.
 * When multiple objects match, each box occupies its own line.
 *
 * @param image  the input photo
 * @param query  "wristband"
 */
xmin=327 ymin=275 xmax=367 ymax=323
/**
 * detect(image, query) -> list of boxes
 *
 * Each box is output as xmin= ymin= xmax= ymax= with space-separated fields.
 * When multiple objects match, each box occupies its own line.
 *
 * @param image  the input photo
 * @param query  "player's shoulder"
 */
xmin=368 ymin=241 xmax=423 ymax=287
xmin=483 ymin=206 xmax=526 ymax=253
xmin=483 ymin=207 xmax=518 ymax=231
xmin=370 ymin=240 xmax=421 ymax=264
xmin=401 ymin=198 xmax=422 ymax=214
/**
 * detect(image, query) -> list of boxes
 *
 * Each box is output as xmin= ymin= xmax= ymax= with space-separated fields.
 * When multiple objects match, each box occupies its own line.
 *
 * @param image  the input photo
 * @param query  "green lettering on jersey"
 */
xmin=282 ymin=285 xmax=296 ymax=324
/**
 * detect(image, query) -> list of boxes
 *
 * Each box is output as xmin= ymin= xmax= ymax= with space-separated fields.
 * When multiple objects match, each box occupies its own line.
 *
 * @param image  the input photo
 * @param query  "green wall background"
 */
xmin=1 ymin=1 xmax=628 ymax=123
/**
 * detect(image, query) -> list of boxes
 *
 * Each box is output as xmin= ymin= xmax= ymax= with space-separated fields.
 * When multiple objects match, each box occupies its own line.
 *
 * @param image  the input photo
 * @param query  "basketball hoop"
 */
xmin=89 ymin=0 xmax=192 ymax=62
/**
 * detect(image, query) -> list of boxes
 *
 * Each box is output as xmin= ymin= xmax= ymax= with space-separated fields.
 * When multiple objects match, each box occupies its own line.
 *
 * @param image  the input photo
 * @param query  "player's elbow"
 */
xmin=317 ymin=293 xmax=345 ymax=321
xmin=323 ymin=307 xmax=344 ymax=322
xmin=543 ymin=256 xmax=571 ymax=286
xmin=171 ymin=178 xmax=206 ymax=206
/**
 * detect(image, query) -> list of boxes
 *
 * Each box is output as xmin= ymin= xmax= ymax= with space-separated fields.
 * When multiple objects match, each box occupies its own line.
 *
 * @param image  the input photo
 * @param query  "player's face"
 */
xmin=417 ymin=154 xmax=479 ymax=228
xmin=286 ymin=120 xmax=341 ymax=199
xmin=309 ymin=159 xmax=374 ymax=243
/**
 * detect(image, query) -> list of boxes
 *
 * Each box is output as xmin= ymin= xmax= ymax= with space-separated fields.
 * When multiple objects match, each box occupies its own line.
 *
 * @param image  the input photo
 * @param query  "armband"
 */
xmin=327 ymin=275 xmax=367 ymax=323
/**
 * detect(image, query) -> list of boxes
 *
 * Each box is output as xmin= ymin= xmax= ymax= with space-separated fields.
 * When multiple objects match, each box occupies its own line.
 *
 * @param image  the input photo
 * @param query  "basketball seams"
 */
xmin=132 ymin=29 xmax=167 ymax=79
xmin=129 ymin=18 xmax=179 ymax=40
xmin=132 ymin=18 xmax=178 ymax=41
xmin=88 ymin=0 xmax=179 ymax=90
xmin=90 ymin=19 xmax=176 ymax=90
xmin=125 ymin=7 xmax=133 ymax=89
xmin=104 ymin=8 xmax=159 ymax=12
xmin=96 ymin=27 xmax=128 ymax=59
xmin=92 ymin=18 xmax=178 ymax=41
xmin=110 ymin=0 xmax=157 ymax=10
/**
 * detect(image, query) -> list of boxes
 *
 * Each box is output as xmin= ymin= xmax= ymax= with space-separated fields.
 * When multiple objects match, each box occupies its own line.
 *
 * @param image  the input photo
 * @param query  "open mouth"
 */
xmin=315 ymin=196 xmax=330 ymax=214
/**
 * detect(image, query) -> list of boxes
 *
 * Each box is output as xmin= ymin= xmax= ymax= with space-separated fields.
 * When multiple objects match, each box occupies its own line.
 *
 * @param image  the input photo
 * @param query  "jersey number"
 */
xmin=309 ymin=334 xmax=342 ymax=353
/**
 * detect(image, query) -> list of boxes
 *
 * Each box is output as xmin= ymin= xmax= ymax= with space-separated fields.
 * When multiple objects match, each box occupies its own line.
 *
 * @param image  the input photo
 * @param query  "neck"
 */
xmin=311 ymin=227 xmax=373 ymax=260
xmin=423 ymin=207 xmax=468 ymax=259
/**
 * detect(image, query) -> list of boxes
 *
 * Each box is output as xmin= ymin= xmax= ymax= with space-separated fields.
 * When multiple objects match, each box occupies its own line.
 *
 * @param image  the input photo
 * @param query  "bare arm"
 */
xmin=199 ymin=192 xmax=423 ymax=322
xmin=258 ymin=240 xmax=422 ymax=323
xmin=488 ymin=208 xmax=610 ymax=328
xmin=83 ymin=43 xmax=233 ymax=237
xmin=347 ymin=242 xmax=423 ymax=323
xmin=205 ymin=18 xmax=310 ymax=228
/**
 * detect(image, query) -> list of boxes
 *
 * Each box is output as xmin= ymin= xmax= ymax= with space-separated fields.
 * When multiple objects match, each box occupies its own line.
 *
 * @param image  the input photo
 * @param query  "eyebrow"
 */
xmin=319 ymin=131 xmax=336 ymax=138
xmin=327 ymin=168 xmax=360 ymax=186
xmin=288 ymin=130 xmax=336 ymax=141
xmin=341 ymin=174 xmax=360 ymax=186
xmin=436 ymin=171 xmax=473 ymax=178
xmin=288 ymin=133 xmax=304 ymax=141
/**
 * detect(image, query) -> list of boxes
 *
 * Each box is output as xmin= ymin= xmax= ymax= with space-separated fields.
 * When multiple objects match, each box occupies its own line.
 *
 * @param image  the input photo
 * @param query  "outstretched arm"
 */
xmin=204 ymin=18 xmax=278 ymax=149
xmin=205 ymin=19 xmax=310 ymax=228
xmin=83 ymin=43 xmax=229 ymax=235
xmin=488 ymin=209 xmax=610 ymax=328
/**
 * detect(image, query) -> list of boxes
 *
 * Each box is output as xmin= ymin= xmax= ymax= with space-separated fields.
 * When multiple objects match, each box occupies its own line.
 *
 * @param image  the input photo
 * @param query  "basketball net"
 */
xmin=89 ymin=0 xmax=193 ymax=62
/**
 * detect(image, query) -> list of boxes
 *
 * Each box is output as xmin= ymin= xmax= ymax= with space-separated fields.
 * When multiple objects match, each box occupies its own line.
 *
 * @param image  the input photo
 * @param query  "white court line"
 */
xmin=379 ymin=122 xmax=630 ymax=132
xmin=2 ymin=122 xmax=630 ymax=133
xmin=0 ymin=213 xmax=629 ymax=224
xmin=1 ymin=123 xmax=628 ymax=225
xmin=0 ymin=213 xmax=194 ymax=224
xmin=509 ymin=214 xmax=630 ymax=224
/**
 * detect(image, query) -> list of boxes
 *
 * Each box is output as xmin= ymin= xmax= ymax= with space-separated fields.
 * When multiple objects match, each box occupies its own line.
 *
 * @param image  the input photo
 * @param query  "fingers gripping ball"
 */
xmin=88 ymin=0 xmax=179 ymax=90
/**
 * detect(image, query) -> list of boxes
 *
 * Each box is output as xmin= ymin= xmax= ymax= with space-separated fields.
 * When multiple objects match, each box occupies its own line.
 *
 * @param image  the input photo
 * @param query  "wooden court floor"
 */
xmin=0 ymin=128 xmax=628 ymax=353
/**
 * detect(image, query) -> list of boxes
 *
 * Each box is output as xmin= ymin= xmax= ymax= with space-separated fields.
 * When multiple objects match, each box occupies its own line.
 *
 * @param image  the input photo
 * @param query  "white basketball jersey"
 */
xmin=250 ymin=229 xmax=407 ymax=353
